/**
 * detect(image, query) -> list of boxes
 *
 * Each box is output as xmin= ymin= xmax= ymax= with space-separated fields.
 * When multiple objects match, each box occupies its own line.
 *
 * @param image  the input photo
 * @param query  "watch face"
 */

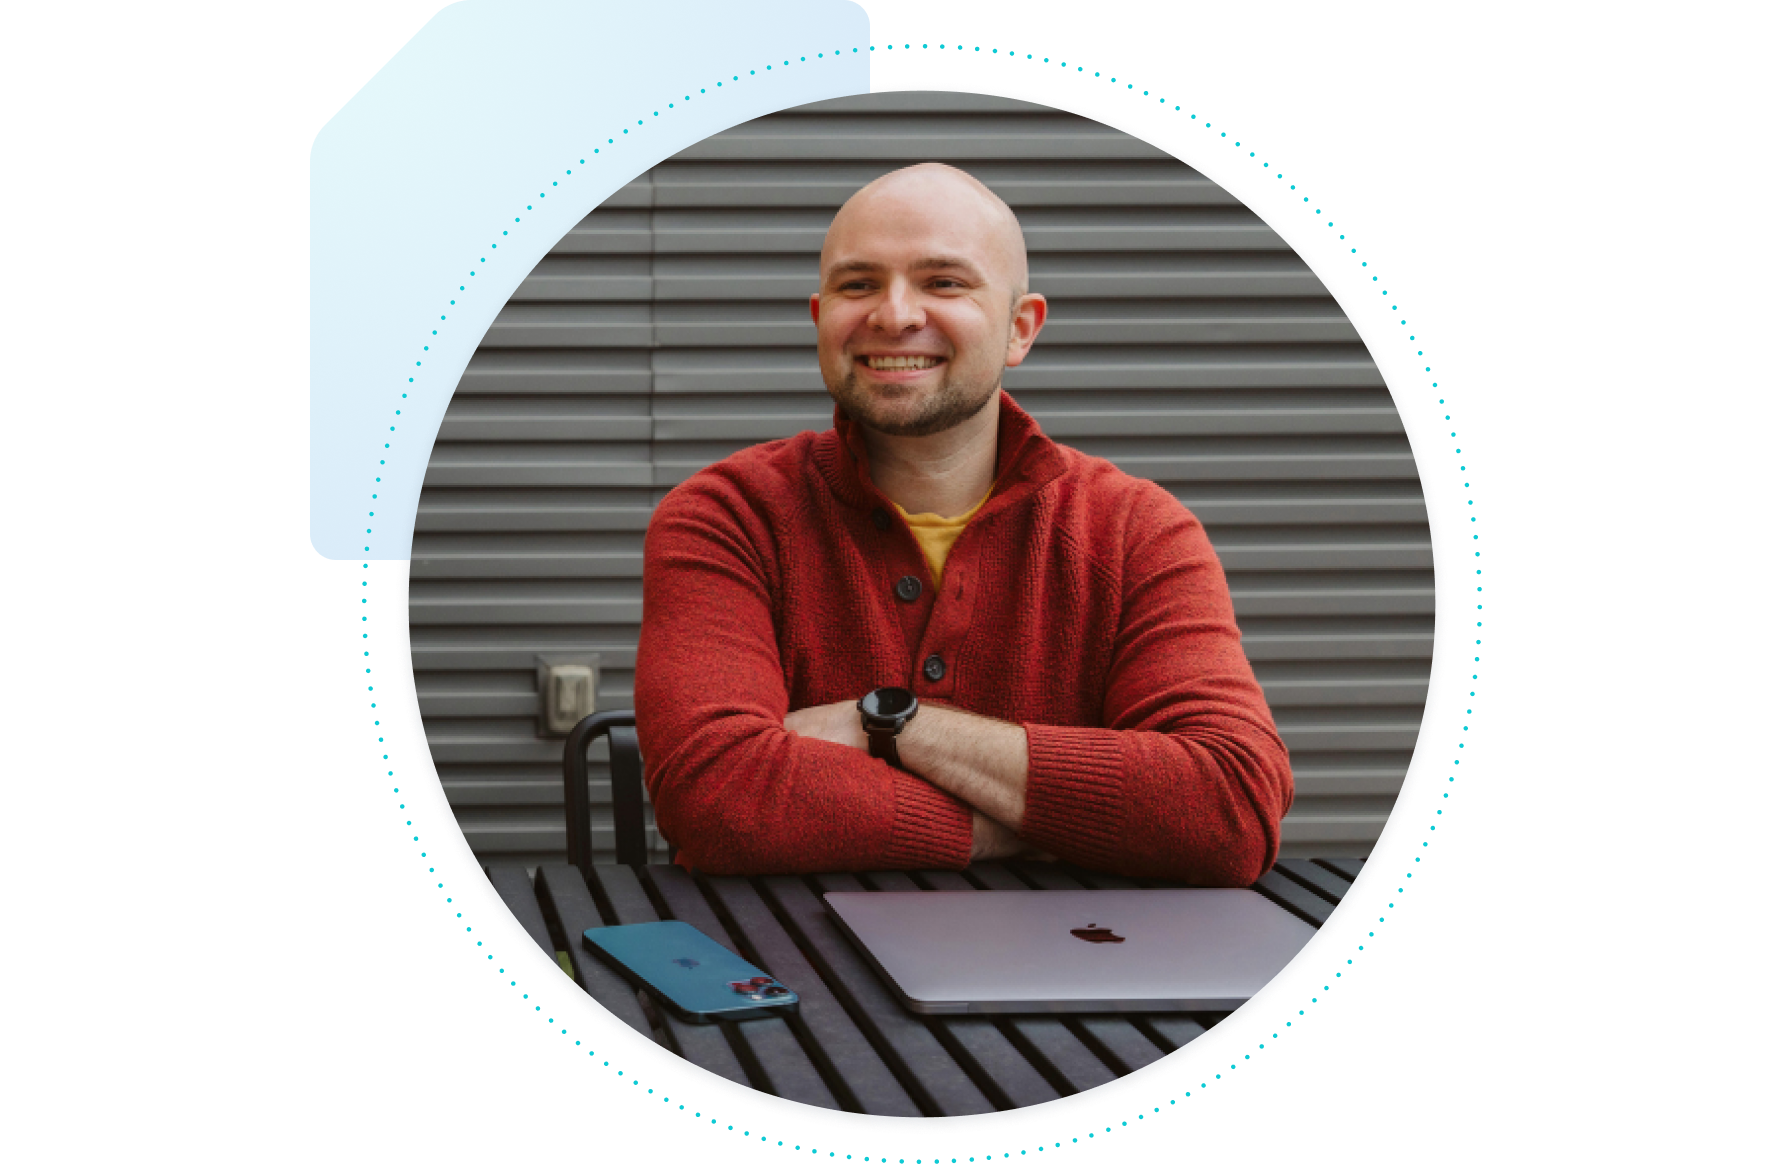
xmin=862 ymin=686 xmax=917 ymax=722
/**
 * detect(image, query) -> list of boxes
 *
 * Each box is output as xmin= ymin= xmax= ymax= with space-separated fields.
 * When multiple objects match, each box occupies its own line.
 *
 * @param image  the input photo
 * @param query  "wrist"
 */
xmin=896 ymin=700 xmax=956 ymax=759
xmin=859 ymin=686 xmax=918 ymax=766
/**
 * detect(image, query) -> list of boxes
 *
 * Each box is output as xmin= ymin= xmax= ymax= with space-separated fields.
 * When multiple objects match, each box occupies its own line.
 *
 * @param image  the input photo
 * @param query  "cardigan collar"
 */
xmin=818 ymin=389 xmax=1070 ymax=520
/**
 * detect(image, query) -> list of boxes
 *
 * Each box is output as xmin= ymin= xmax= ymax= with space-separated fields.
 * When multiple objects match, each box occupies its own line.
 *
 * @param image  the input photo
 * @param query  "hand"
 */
xmin=783 ymin=699 xmax=868 ymax=752
xmin=971 ymin=811 xmax=1060 ymax=862
xmin=970 ymin=811 xmax=1026 ymax=860
xmin=971 ymin=811 xmax=1022 ymax=860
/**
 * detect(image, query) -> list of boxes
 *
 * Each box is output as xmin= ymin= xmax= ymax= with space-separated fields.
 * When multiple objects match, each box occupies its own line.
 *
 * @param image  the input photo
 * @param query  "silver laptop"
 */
xmin=823 ymin=889 xmax=1316 ymax=1014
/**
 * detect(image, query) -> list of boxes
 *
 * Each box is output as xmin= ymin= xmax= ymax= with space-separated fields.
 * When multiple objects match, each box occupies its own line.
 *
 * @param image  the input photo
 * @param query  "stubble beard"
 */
xmin=824 ymin=362 xmax=1002 ymax=438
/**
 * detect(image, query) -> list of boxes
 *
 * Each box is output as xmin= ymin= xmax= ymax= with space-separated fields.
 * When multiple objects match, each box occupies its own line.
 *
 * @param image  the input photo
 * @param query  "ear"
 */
xmin=809 ymin=292 xmax=821 ymax=325
xmin=1004 ymin=293 xmax=1048 ymax=367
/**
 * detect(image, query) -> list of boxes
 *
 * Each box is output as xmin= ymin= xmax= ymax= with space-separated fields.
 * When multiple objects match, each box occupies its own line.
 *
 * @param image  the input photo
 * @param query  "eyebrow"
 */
xmin=824 ymin=256 xmax=986 ymax=282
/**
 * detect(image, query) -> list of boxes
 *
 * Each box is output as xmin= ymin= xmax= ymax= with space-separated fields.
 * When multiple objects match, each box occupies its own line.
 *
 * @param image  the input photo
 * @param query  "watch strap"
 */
xmin=866 ymin=728 xmax=901 ymax=765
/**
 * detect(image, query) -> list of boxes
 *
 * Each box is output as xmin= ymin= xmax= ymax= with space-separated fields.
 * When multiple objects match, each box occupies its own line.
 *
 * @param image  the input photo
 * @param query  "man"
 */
xmin=634 ymin=163 xmax=1292 ymax=884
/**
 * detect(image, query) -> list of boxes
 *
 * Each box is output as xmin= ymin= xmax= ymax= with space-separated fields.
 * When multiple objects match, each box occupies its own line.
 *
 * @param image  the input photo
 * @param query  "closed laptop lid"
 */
xmin=823 ymin=889 xmax=1316 ymax=1014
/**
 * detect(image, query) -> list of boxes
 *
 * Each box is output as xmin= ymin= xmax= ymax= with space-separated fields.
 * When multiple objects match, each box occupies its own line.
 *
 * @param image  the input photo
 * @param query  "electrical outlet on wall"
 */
xmin=535 ymin=653 xmax=601 ymax=735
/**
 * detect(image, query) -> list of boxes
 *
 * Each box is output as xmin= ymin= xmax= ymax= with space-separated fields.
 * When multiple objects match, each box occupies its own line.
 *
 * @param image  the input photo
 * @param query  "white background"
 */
xmin=0 ymin=2 xmax=1777 ymax=569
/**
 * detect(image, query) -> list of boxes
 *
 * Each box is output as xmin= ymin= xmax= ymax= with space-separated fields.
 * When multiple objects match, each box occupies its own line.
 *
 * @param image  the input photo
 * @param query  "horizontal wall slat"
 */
xmin=651 ymin=159 xmax=1238 ymax=208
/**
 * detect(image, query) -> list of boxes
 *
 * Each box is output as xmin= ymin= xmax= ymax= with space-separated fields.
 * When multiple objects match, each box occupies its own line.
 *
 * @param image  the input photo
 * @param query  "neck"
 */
xmin=862 ymin=392 xmax=1002 ymax=517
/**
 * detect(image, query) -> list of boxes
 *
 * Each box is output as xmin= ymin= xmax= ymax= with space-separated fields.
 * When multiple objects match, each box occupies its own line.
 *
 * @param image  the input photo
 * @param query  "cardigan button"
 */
xmin=871 ymin=509 xmax=891 ymax=530
xmin=895 ymin=575 xmax=923 ymax=602
xmin=922 ymin=654 xmax=946 ymax=682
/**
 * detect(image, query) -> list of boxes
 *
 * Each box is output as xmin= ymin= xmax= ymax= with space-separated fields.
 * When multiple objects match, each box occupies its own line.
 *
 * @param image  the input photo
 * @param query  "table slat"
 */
xmin=965 ymin=862 xmax=1030 ymax=891
xmin=1000 ymin=1018 xmax=1119 ymax=1095
xmin=862 ymin=870 xmax=915 ymax=893
xmin=591 ymin=866 xmax=658 ymax=924
xmin=934 ymin=1017 xmax=1062 ymax=1110
xmin=761 ymin=874 xmax=996 ymax=1116
xmin=1276 ymin=859 xmax=1352 ymax=904
xmin=585 ymin=866 xmax=753 ymax=1088
xmin=1008 ymin=861 xmax=1087 ymax=891
xmin=532 ymin=865 xmax=655 ymax=1040
xmin=485 ymin=865 xmax=554 ymax=958
xmin=1070 ymin=868 xmax=1147 ymax=890
xmin=1070 ymin=1017 xmax=1167 ymax=1074
xmin=1135 ymin=1015 xmax=1207 ymax=1052
xmin=706 ymin=876 xmax=922 ymax=1117
xmin=1311 ymin=852 xmax=1376 ymax=888
xmin=641 ymin=867 xmax=841 ymax=1111
xmin=1250 ymin=868 xmax=1335 ymax=927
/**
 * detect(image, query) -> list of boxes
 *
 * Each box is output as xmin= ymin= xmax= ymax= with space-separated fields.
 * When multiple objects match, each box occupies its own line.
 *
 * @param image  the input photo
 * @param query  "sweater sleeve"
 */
xmin=635 ymin=470 xmax=974 ymax=875
xmin=1018 ymin=483 xmax=1293 ymax=885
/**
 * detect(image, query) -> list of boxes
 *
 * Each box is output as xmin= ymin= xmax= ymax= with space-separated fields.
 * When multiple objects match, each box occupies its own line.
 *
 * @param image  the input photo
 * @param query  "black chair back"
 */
xmin=562 ymin=710 xmax=646 ymax=871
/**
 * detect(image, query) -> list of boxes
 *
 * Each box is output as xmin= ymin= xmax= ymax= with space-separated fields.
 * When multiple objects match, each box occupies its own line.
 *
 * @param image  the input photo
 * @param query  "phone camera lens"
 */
xmin=763 ymin=985 xmax=790 ymax=997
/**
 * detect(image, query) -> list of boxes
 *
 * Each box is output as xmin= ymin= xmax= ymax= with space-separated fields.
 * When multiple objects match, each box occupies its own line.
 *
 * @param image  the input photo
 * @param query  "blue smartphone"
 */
xmin=582 ymin=921 xmax=800 ymax=1023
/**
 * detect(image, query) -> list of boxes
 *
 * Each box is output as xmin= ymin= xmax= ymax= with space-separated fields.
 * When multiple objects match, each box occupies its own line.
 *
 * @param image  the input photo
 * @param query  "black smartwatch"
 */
xmin=859 ymin=686 xmax=919 ymax=766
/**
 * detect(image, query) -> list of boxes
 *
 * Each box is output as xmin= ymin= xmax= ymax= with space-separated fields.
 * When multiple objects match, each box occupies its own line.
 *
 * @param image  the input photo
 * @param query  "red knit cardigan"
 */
xmin=635 ymin=392 xmax=1293 ymax=884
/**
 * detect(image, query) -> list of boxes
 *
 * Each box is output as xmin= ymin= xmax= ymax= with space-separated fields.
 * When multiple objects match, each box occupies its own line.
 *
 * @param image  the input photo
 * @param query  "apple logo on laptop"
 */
xmin=1070 ymin=923 xmax=1125 ymax=944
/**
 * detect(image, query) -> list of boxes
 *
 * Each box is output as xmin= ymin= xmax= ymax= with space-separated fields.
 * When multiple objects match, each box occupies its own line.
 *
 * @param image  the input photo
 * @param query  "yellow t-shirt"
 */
xmin=893 ymin=487 xmax=993 ymax=591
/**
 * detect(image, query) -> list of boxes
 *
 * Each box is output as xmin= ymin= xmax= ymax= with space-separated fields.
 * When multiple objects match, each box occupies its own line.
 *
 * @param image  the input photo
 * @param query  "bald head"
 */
xmin=822 ymin=163 xmax=1029 ymax=302
xmin=809 ymin=162 xmax=1048 ymax=440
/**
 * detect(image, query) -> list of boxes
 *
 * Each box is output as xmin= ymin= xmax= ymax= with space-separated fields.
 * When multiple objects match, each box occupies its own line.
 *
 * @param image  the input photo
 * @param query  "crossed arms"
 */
xmin=780 ymin=698 xmax=1033 ymax=860
xmin=632 ymin=457 xmax=1293 ymax=884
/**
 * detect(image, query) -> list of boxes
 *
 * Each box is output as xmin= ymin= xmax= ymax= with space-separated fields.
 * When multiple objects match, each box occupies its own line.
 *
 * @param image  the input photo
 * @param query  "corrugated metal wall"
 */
xmin=410 ymin=92 xmax=1433 ymax=868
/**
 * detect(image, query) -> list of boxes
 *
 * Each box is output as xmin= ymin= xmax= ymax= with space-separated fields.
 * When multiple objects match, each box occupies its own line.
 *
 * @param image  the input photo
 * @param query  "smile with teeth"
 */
xmin=859 ymin=355 xmax=945 ymax=371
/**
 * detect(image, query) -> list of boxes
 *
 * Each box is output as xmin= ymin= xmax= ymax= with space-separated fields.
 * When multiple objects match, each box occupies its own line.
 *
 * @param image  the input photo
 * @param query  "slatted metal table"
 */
xmin=486 ymin=858 xmax=1361 ymax=1115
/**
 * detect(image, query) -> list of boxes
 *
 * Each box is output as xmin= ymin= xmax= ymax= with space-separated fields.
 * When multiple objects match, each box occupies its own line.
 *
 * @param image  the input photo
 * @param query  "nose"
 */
xmin=867 ymin=277 xmax=925 ymax=334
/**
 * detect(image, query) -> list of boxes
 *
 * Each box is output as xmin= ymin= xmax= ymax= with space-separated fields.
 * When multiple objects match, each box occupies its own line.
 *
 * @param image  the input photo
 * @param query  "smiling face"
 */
xmin=810 ymin=165 xmax=1046 ymax=438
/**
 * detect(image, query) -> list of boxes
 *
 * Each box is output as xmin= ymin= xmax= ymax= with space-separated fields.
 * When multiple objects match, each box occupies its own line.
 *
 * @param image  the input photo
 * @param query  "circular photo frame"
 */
xmin=399 ymin=89 xmax=1433 ymax=1131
